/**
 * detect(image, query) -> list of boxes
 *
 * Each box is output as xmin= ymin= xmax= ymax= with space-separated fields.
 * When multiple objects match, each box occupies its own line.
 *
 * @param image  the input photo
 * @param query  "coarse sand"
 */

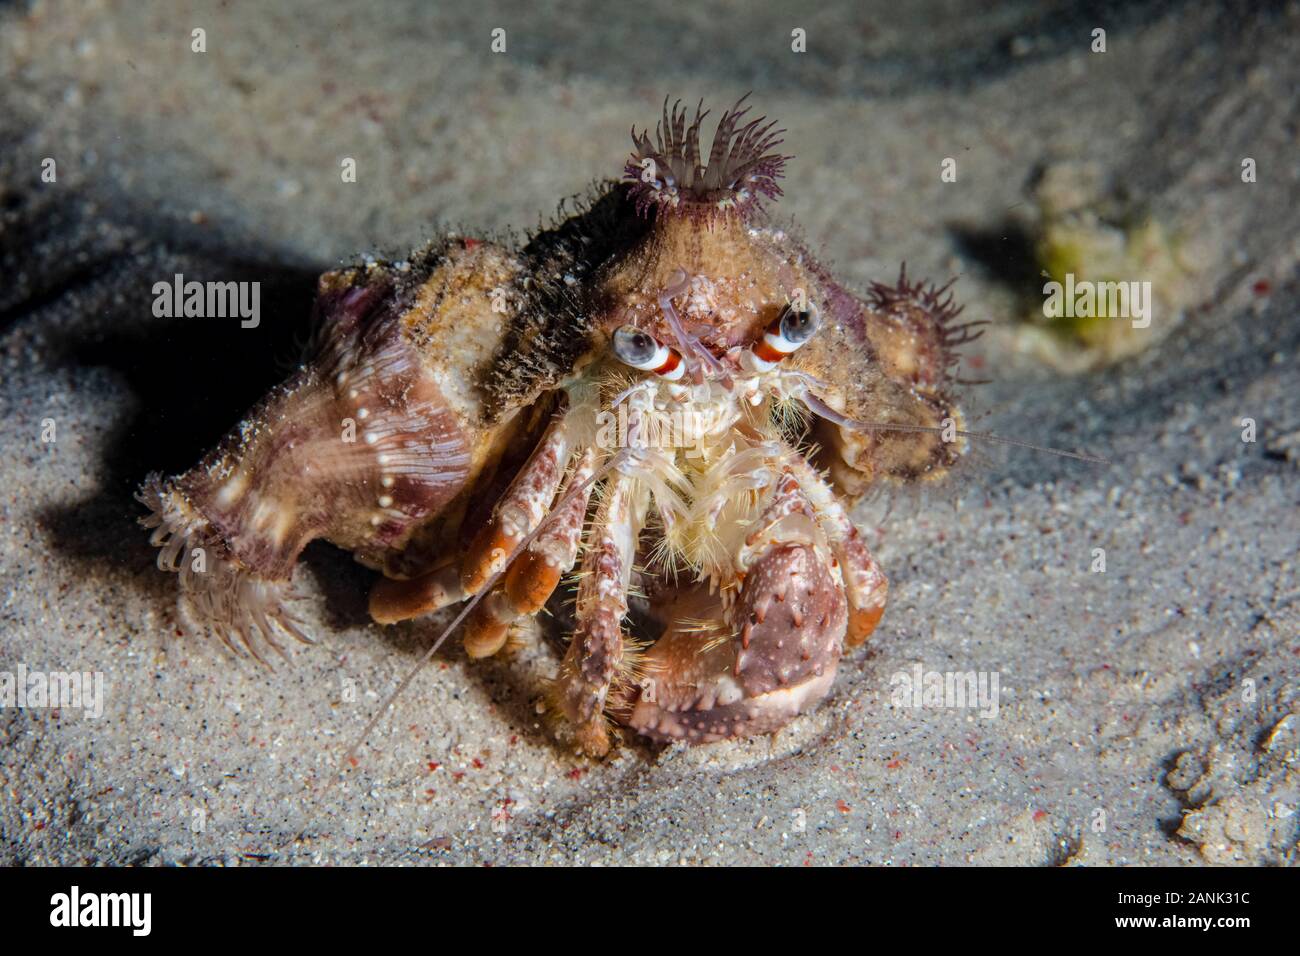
xmin=0 ymin=0 xmax=1296 ymax=864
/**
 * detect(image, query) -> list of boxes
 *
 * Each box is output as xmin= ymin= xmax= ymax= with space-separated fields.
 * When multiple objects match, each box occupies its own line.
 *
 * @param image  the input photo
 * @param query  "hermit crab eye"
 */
xmin=611 ymin=324 xmax=686 ymax=385
xmin=777 ymin=302 xmax=821 ymax=347
xmin=742 ymin=301 xmax=824 ymax=373
xmin=612 ymin=325 xmax=663 ymax=368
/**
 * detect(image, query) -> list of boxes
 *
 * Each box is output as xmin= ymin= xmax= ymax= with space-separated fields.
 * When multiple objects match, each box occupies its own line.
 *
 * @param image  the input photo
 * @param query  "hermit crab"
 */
xmin=138 ymin=97 xmax=1011 ymax=757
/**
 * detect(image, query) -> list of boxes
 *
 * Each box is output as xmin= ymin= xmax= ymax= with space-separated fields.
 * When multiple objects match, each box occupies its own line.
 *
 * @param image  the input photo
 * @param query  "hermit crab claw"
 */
xmin=621 ymin=475 xmax=849 ymax=743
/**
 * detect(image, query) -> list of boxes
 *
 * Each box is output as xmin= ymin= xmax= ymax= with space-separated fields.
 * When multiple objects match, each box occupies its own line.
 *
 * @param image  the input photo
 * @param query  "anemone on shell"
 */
xmin=624 ymin=95 xmax=791 ymax=220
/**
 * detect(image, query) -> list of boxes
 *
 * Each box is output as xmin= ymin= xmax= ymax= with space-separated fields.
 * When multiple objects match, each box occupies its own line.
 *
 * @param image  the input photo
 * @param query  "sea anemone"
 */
xmin=624 ymin=95 xmax=789 ymax=220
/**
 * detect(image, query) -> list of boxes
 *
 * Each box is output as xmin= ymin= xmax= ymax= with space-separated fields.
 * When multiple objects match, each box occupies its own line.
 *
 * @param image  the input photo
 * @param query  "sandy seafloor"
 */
xmin=0 ymin=0 xmax=1297 ymax=865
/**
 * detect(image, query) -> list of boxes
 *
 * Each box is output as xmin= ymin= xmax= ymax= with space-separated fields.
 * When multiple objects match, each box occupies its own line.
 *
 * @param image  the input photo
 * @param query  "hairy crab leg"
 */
xmin=781 ymin=453 xmax=889 ymax=647
xmin=459 ymin=408 xmax=575 ymax=598
xmin=555 ymin=461 xmax=649 ymax=757
xmin=461 ymin=448 xmax=598 ymax=658
xmin=624 ymin=469 xmax=847 ymax=743
xmin=368 ymin=563 xmax=464 ymax=626
xmin=368 ymin=402 xmax=574 ymax=626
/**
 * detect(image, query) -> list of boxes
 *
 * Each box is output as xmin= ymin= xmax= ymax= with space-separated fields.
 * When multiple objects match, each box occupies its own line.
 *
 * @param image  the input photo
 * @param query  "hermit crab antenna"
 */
xmin=657 ymin=268 xmax=733 ymax=387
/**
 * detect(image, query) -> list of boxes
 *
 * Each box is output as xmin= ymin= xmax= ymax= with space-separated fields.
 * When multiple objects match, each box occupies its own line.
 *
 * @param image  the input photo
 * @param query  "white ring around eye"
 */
xmin=612 ymin=325 xmax=668 ymax=371
xmin=741 ymin=348 xmax=778 ymax=373
xmin=762 ymin=329 xmax=796 ymax=355
xmin=657 ymin=352 xmax=685 ymax=380
xmin=624 ymin=340 xmax=671 ymax=372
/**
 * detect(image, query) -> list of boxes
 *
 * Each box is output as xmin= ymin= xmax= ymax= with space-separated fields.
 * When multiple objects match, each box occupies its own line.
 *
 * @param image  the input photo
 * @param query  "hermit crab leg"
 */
xmin=554 ymin=461 xmax=649 ymax=757
xmin=342 ymin=449 xmax=630 ymax=769
xmin=460 ymin=448 xmax=598 ymax=658
xmin=781 ymin=453 xmax=889 ymax=647
xmin=368 ymin=401 xmax=575 ymax=625
xmin=458 ymin=408 xmax=575 ymax=599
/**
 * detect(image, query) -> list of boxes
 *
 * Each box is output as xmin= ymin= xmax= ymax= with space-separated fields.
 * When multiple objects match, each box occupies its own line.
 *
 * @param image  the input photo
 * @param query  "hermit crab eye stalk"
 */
xmin=742 ymin=301 xmax=822 ymax=373
xmin=611 ymin=324 xmax=687 ymax=388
